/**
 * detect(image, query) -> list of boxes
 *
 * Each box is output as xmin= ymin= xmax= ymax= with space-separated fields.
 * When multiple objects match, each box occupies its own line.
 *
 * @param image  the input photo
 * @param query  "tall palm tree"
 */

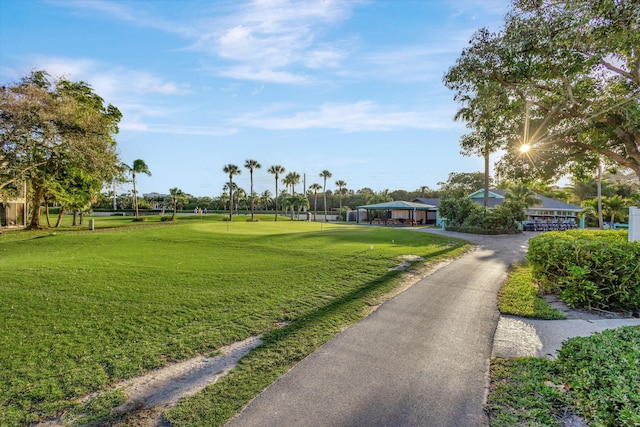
xmin=223 ymin=164 xmax=241 ymax=221
xmin=309 ymin=183 xmax=322 ymax=220
xmin=244 ymin=159 xmax=261 ymax=221
xmin=320 ymin=169 xmax=332 ymax=221
xmin=283 ymin=172 xmax=297 ymax=219
xmin=335 ymin=179 xmax=347 ymax=212
xmin=128 ymin=159 xmax=151 ymax=220
xmin=169 ymin=187 xmax=185 ymax=221
xmin=268 ymin=165 xmax=285 ymax=221
xmin=284 ymin=171 xmax=300 ymax=195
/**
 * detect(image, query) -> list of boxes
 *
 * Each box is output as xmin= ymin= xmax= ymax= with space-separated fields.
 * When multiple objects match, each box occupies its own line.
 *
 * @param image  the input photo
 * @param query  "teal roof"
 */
xmin=357 ymin=201 xmax=436 ymax=210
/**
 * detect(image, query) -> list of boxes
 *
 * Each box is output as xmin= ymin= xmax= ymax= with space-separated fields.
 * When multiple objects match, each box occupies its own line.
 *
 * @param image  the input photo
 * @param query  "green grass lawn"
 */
xmin=497 ymin=261 xmax=565 ymax=320
xmin=0 ymin=215 xmax=467 ymax=425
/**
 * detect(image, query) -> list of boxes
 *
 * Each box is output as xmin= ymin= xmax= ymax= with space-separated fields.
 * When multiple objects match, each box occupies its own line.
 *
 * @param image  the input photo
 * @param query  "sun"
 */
xmin=519 ymin=143 xmax=531 ymax=154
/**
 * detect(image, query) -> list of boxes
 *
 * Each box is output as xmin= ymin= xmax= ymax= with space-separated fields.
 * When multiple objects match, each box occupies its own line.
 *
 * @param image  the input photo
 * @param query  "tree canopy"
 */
xmin=444 ymin=0 xmax=640 ymax=181
xmin=1 ymin=71 xmax=122 ymax=227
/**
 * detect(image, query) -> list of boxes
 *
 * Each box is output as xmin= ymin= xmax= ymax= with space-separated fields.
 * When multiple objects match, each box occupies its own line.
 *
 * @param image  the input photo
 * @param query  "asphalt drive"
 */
xmin=225 ymin=230 xmax=532 ymax=427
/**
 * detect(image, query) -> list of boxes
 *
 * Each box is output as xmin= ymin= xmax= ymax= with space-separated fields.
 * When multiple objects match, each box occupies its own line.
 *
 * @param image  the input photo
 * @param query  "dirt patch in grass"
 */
xmin=38 ymin=336 xmax=264 ymax=427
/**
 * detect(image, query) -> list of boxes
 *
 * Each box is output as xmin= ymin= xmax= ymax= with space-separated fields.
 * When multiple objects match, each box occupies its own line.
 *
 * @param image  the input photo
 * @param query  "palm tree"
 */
xmin=320 ymin=169 xmax=332 ymax=221
xmin=309 ymin=183 xmax=322 ymax=220
xmin=223 ymin=164 xmax=241 ymax=221
xmin=283 ymin=172 xmax=299 ymax=219
xmin=260 ymin=189 xmax=272 ymax=210
xmin=244 ymin=159 xmax=261 ymax=221
xmin=505 ymin=183 xmax=541 ymax=208
xmin=292 ymin=194 xmax=309 ymax=218
xmin=268 ymin=165 xmax=285 ymax=221
xmin=127 ymin=159 xmax=151 ymax=220
xmin=335 ymin=179 xmax=347 ymax=212
xmin=234 ymin=187 xmax=246 ymax=214
xmin=603 ymin=195 xmax=628 ymax=227
xmin=218 ymin=192 xmax=230 ymax=211
xmin=284 ymin=171 xmax=300 ymax=195
xmin=169 ymin=187 xmax=185 ymax=221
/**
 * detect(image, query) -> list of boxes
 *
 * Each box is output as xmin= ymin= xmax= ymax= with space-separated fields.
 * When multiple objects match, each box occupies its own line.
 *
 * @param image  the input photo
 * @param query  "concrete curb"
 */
xmin=492 ymin=316 xmax=640 ymax=359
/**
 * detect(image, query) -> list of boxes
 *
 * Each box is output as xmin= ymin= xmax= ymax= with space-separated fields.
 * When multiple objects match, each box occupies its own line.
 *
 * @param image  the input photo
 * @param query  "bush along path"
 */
xmin=488 ymin=231 xmax=640 ymax=427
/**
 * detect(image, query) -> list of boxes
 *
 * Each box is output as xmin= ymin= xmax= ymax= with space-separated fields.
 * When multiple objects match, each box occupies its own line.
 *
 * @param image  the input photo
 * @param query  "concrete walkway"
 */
xmin=225 ymin=231 xmax=532 ymax=427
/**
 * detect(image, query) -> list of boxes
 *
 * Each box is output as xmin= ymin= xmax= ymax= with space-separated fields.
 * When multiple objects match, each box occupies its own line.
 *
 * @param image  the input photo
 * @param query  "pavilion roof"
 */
xmin=356 ymin=200 xmax=436 ymax=210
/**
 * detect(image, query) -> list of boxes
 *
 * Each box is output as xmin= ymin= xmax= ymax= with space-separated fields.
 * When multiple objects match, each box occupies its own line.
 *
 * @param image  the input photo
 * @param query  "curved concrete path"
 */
xmin=226 ymin=230 xmax=531 ymax=427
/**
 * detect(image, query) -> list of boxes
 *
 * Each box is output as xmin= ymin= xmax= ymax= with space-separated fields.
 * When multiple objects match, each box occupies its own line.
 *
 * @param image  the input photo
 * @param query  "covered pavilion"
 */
xmin=356 ymin=201 xmax=437 ymax=225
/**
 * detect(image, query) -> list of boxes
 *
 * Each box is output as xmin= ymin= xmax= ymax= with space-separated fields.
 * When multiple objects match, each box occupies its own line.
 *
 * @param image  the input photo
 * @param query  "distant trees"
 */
xmin=268 ymin=165 xmax=285 ymax=221
xmin=335 ymin=180 xmax=347 ymax=213
xmin=320 ymin=170 xmax=332 ymax=221
xmin=244 ymin=159 xmax=261 ymax=222
xmin=223 ymin=164 xmax=241 ymax=221
xmin=127 ymin=159 xmax=151 ymax=221
xmin=437 ymin=172 xmax=488 ymax=196
xmin=260 ymin=190 xmax=272 ymax=211
xmin=169 ymin=188 xmax=186 ymax=221
xmin=504 ymin=184 xmax=541 ymax=209
xmin=602 ymin=195 xmax=629 ymax=226
xmin=283 ymin=171 xmax=301 ymax=218
xmin=308 ymin=183 xmax=322 ymax=216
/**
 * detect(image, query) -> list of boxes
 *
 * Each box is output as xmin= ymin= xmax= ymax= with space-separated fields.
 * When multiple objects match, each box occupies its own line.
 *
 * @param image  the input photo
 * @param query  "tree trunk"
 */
xmin=44 ymin=196 xmax=52 ymax=227
xmin=28 ymin=185 xmax=44 ymax=229
xmin=597 ymin=163 xmax=604 ymax=229
xmin=484 ymin=151 xmax=490 ymax=210
xmin=55 ymin=209 xmax=64 ymax=228
xmin=72 ymin=210 xmax=78 ymax=226
xmin=274 ymin=180 xmax=279 ymax=221
xmin=132 ymin=173 xmax=139 ymax=220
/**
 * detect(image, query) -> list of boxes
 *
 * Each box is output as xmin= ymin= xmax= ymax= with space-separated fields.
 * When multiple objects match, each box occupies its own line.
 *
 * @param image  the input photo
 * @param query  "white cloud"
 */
xmin=194 ymin=0 xmax=357 ymax=82
xmin=27 ymin=56 xmax=190 ymax=100
xmin=217 ymin=65 xmax=308 ymax=84
xmin=120 ymin=120 xmax=238 ymax=137
xmin=44 ymin=0 xmax=360 ymax=84
xmin=233 ymin=101 xmax=458 ymax=132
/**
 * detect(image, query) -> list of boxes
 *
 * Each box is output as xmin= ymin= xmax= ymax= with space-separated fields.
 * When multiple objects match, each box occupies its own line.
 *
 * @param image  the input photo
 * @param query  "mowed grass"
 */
xmin=0 ymin=216 xmax=468 ymax=425
xmin=497 ymin=261 xmax=565 ymax=320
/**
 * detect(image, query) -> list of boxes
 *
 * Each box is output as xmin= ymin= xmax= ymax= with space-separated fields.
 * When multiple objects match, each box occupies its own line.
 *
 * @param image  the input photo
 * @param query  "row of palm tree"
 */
xmin=221 ymin=164 xmax=346 ymax=222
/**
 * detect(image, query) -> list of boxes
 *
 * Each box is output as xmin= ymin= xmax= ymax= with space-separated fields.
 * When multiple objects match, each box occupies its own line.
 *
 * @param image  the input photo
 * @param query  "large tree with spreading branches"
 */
xmin=1 ymin=71 xmax=122 ymax=228
xmin=444 ymin=0 xmax=640 ymax=181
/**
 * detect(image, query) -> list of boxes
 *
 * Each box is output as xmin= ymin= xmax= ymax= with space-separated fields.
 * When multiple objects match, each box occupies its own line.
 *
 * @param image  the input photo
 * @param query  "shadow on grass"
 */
xmin=162 ymin=245 xmax=463 ymax=426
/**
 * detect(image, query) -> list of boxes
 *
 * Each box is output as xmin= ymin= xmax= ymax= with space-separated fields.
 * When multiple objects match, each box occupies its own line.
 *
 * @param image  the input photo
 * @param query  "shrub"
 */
xmin=467 ymin=203 xmax=521 ymax=231
xmin=556 ymin=326 xmax=640 ymax=427
xmin=528 ymin=230 xmax=640 ymax=311
xmin=438 ymin=194 xmax=482 ymax=227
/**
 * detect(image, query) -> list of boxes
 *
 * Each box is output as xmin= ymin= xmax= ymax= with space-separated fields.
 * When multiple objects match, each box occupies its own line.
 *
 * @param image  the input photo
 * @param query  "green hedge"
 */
xmin=528 ymin=230 xmax=640 ymax=311
xmin=445 ymin=226 xmax=521 ymax=235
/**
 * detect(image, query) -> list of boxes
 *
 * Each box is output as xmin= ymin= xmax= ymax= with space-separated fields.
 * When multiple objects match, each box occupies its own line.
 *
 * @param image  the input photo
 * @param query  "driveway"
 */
xmin=225 ymin=230 xmax=532 ymax=427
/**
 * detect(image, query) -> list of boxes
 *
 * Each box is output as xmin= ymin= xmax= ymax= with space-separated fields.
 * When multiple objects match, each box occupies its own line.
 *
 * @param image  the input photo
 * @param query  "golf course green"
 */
xmin=0 ymin=215 xmax=467 ymax=425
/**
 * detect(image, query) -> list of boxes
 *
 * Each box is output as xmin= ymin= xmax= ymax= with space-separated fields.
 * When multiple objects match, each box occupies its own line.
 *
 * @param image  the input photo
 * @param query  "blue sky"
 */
xmin=0 ymin=0 xmax=511 ymax=198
